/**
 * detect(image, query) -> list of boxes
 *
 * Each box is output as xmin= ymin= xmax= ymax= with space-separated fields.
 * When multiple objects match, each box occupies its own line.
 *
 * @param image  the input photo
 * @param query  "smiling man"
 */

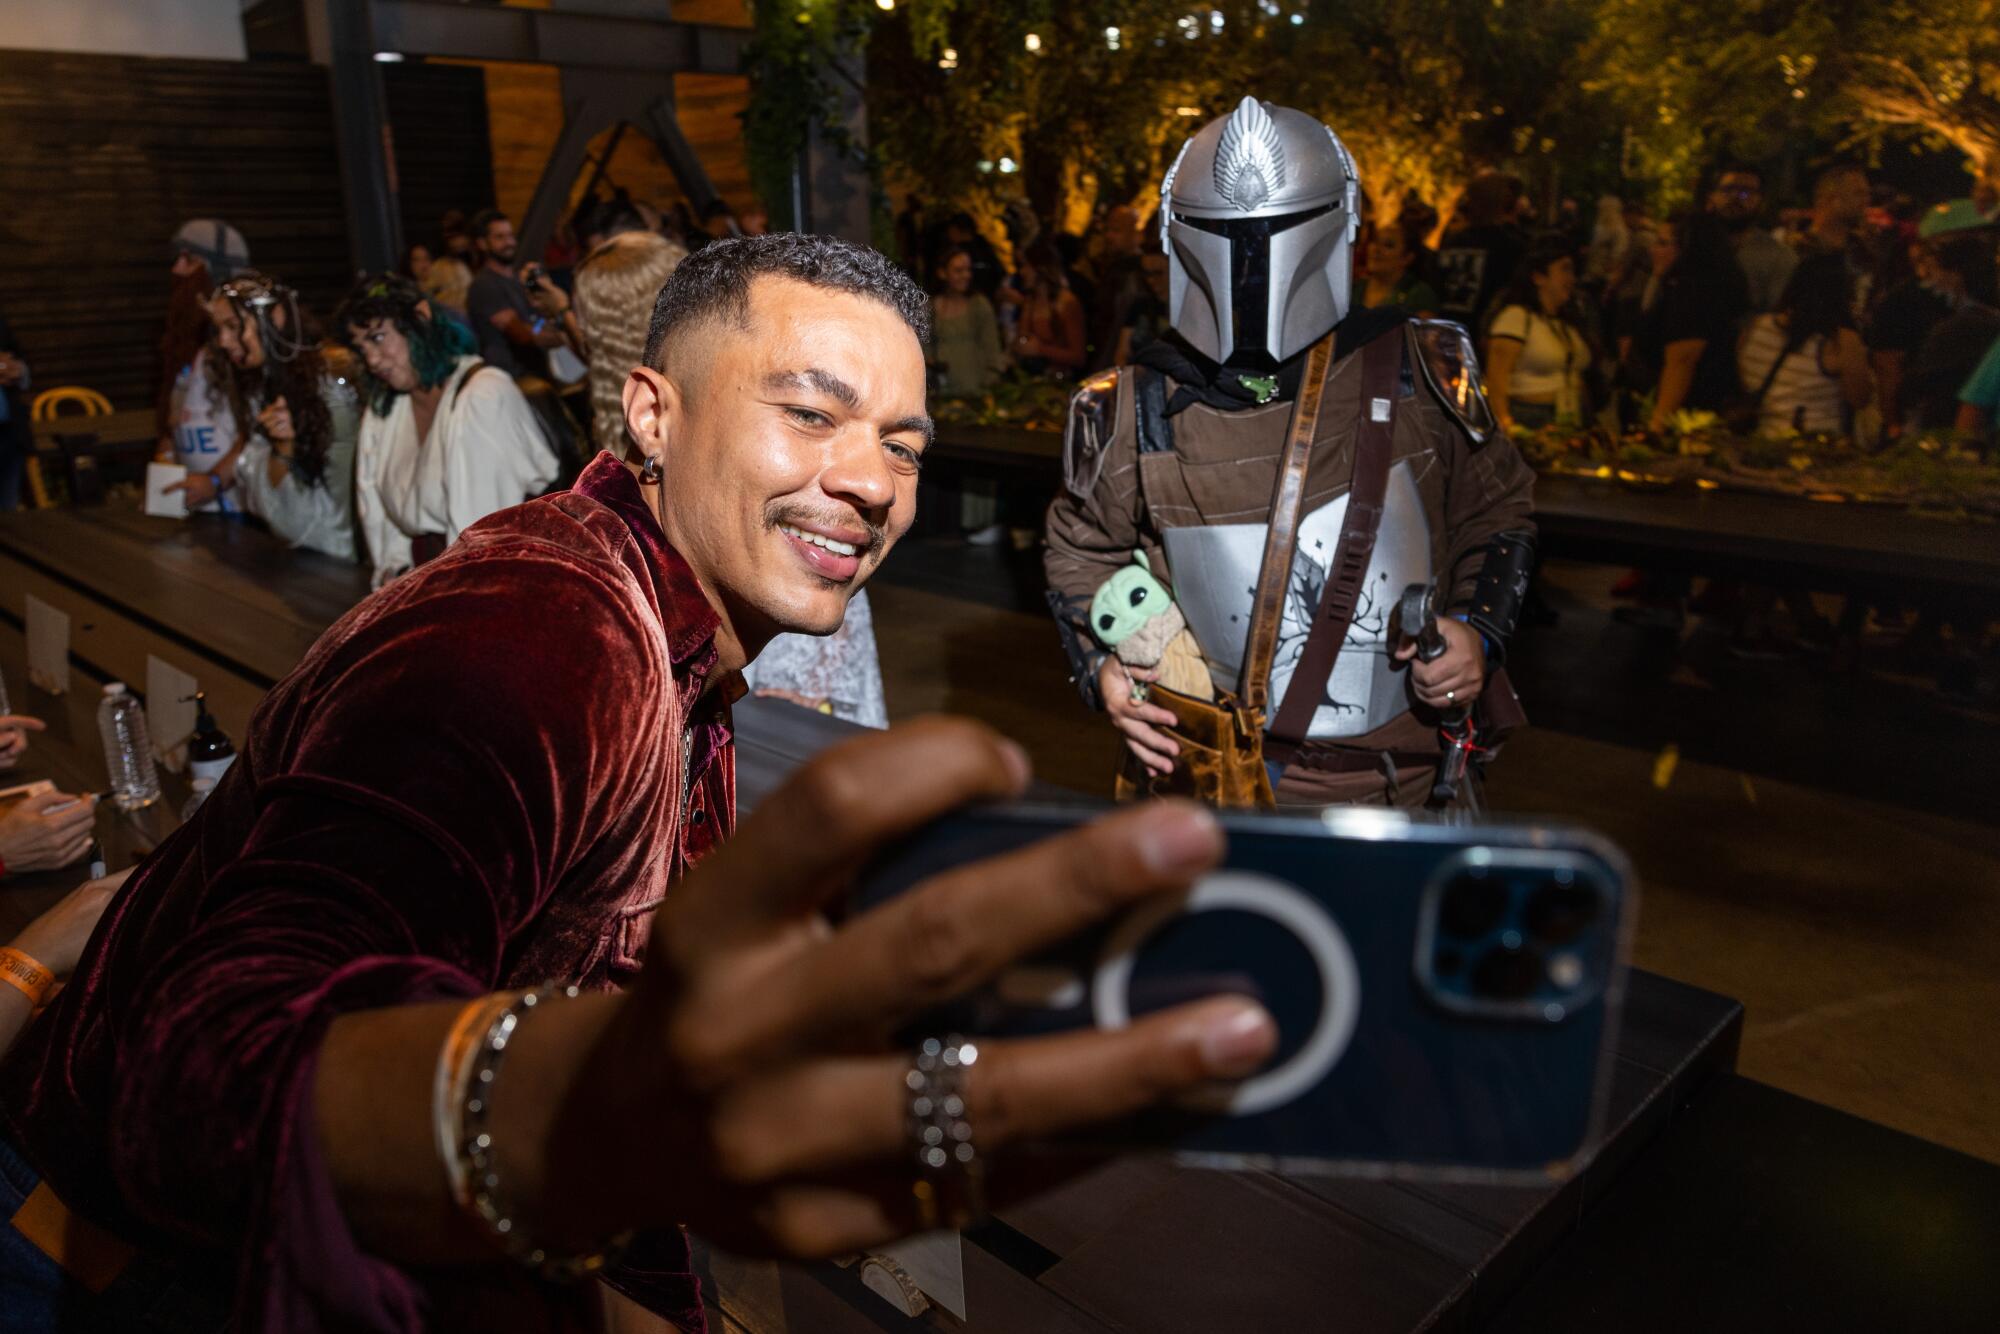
xmin=0 ymin=234 xmax=1273 ymax=1331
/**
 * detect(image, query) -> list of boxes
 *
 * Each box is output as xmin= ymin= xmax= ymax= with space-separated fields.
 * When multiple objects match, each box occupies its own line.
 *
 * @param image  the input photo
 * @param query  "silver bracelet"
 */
xmin=453 ymin=983 xmax=631 ymax=1280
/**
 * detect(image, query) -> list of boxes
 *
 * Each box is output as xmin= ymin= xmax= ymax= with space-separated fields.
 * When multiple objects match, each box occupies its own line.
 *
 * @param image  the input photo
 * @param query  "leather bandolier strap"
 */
xmin=1267 ymin=329 xmax=1405 ymax=750
xmin=1236 ymin=333 xmax=1338 ymax=733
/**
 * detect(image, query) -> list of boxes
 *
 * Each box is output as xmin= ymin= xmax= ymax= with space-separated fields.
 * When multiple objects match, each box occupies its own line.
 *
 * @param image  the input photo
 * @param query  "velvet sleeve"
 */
xmin=104 ymin=548 xmax=666 ymax=1329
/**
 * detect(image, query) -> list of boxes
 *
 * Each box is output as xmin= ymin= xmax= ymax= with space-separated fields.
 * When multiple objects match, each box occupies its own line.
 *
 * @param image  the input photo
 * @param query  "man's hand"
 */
xmin=567 ymin=717 xmax=1273 ymax=1257
xmin=0 ymin=790 xmax=97 ymax=875
xmin=527 ymin=273 xmax=570 ymax=319
xmin=1099 ymin=658 xmax=1181 ymax=777
xmin=164 ymin=471 xmax=219 ymax=508
xmin=8 ymin=866 xmax=132 ymax=975
xmin=257 ymin=395 xmax=296 ymax=453
xmin=0 ymin=714 xmax=45 ymax=770
xmin=1394 ymin=617 xmax=1486 ymax=709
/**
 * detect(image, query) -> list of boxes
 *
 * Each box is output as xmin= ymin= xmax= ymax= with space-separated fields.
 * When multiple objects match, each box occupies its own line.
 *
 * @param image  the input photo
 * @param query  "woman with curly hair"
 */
xmin=571 ymin=227 xmax=686 ymax=457
xmin=339 ymin=273 xmax=555 ymax=586
xmin=167 ymin=271 xmax=360 ymax=560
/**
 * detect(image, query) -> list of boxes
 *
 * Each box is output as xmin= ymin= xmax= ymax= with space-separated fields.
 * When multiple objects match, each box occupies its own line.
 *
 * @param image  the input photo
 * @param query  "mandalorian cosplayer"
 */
xmin=1045 ymin=97 xmax=1538 ymax=809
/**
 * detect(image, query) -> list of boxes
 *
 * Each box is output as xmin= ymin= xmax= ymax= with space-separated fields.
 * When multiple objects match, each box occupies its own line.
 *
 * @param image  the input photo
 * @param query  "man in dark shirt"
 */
xmin=1871 ymin=229 xmax=1999 ymax=434
xmin=1437 ymin=170 xmax=1528 ymax=334
xmin=464 ymin=208 xmax=581 ymax=380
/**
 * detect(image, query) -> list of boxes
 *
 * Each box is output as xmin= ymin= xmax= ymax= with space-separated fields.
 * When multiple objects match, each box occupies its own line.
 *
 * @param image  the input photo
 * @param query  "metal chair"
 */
xmin=29 ymin=387 xmax=118 ymax=508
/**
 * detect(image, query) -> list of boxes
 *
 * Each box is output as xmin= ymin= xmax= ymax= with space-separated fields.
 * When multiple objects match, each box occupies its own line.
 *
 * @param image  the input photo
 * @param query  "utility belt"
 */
xmin=1262 ymin=738 xmax=1441 ymax=774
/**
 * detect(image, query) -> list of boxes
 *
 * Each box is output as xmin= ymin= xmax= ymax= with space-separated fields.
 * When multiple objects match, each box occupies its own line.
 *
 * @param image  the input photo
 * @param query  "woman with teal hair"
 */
xmin=338 ymin=273 xmax=556 ymax=586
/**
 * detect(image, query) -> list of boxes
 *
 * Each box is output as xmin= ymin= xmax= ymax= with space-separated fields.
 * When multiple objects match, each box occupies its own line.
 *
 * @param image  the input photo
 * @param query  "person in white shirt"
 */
xmin=161 ymin=351 xmax=244 ymax=516
xmin=1485 ymin=240 xmax=1593 ymax=432
xmin=1735 ymin=253 xmax=1872 ymax=438
xmin=155 ymin=219 xmax=252 ymax=515
xmin=337 ymin=274 xmax=556 ymax=586
xmin=169 ymin=272 xmax=358 ymax=560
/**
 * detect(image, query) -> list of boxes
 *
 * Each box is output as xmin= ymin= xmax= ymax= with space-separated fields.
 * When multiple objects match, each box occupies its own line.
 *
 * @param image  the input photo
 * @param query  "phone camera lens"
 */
xmin=1524 ymin=880 xmax=1601 ymax=946
xmin=1472 ymin=942 xmax=1543 ymax=1000
xmin=1440 ymin=870 xmax=1507 ymax=939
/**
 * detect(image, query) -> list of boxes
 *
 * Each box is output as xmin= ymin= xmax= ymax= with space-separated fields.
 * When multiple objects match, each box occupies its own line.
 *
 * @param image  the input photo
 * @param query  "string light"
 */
xmin=938 ymin=46 xmax=958 ymax=70
xmin=1024 ymin=32 xmax=1042 ymax=52
xmin=1105 ymin=25 xmax=1121 ymax=50
xmin=998 ymin=157 xmax=1019 ymax=174
xmin=876 ymin=0 xmax=894 ymax=10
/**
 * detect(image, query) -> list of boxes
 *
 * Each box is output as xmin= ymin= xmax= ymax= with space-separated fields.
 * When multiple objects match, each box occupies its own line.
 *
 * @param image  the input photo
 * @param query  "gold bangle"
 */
xmin=0 ymin=946 xmax=56 ymax=1008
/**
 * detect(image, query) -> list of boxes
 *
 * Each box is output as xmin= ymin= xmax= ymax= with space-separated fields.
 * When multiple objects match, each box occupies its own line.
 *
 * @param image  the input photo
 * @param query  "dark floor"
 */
xmin=867 ymin=541 xmax=2000 ymax=1165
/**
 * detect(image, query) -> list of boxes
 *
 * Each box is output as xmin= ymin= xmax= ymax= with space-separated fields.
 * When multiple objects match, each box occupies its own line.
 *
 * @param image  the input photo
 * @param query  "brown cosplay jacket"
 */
xmin=1044 ymin=318 xmax=1536 ymax=802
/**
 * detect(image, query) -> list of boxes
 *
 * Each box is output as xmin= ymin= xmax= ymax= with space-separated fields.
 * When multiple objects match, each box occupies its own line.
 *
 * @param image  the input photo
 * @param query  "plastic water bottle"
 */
xmin=97 ymin=682 xmax=161 ymax=810
xmin=181 ymin=776 xmax=216 ymax=823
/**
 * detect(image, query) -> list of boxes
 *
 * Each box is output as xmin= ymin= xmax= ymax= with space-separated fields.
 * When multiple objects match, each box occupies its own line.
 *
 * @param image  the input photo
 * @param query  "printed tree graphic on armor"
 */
xmin=1269 ymin=535 xmax=1391 ymax=718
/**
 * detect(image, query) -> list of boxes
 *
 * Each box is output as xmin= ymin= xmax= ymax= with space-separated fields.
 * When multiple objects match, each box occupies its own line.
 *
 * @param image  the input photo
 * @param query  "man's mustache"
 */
xmin=765 ymin=503 xmax=888 ymax=559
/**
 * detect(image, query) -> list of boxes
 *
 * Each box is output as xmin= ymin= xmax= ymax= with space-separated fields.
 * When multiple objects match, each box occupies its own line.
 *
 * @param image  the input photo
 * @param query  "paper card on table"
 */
xmin=146 ymin=655 xmax=200 ymax=772
xmin=879 ymin=1230 xmax=967 ymax=1320
xmin=145 ymin=462 xmax=189 ymax=518
xmin=24 ymin=594 xmax=69 ymax=695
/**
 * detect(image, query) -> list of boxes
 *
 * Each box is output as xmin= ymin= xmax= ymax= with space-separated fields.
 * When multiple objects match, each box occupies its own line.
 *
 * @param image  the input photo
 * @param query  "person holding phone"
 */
xmin=0 ymin=234 xmax=1275 ymax=1331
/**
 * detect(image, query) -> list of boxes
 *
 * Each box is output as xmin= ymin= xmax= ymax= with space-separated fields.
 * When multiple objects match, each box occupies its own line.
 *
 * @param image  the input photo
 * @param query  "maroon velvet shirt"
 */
xmin=0 ymin=455 xmax=735 ymax=1329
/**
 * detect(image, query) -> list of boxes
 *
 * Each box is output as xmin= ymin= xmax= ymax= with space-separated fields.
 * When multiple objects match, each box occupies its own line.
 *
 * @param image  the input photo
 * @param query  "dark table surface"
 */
xmin=0 ymin=504 xmax=371 ymax=691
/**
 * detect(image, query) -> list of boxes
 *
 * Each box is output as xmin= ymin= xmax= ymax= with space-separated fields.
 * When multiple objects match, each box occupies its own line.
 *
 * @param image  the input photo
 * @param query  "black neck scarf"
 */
xmin=1135 ymin=305 xmax=1409 ymax=416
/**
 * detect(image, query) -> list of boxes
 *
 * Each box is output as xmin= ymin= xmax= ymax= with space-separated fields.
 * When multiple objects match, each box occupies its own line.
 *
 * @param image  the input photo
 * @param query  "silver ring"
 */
xmin=1445 ymin=688 xmax=1456 ymax=703
xmin=905 ymin=1036 xmax=986 ymax=1227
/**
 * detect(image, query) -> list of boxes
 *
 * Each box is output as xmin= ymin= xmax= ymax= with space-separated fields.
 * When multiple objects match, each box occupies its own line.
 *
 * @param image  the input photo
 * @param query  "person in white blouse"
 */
xmin=167 ymin=272 xmax=358 ymax=561
xmin=338 ymin=274 xmax=556 ymax=586
xmin=1485 ymin=240 xmax=1593 ymax=433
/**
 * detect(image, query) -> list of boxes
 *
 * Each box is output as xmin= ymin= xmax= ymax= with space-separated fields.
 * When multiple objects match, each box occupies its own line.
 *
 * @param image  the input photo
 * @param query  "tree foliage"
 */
xmin=745 ymin=0 xmax=1999 ymax=226
xmin=1591 ymin=0 xmax=2000 ymax=204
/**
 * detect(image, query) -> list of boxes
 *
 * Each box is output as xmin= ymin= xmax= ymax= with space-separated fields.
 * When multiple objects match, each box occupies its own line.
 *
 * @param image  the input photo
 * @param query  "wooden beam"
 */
xmin=368 ymin=0 xmax=749 ymax=75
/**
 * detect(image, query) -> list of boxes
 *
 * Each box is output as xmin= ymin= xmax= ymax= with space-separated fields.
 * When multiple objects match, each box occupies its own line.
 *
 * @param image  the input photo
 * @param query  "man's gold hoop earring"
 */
xmin=639 ymin=455 xmax=662 ymax=485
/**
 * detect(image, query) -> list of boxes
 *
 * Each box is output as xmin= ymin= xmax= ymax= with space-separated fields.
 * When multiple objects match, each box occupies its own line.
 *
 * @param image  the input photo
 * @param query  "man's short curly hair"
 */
xmin=642 ymin=233 xmax=930 ymax=371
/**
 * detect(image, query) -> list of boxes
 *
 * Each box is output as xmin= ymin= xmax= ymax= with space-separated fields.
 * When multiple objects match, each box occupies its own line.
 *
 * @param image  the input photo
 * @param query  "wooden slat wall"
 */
xmin=0 ymin=50 xmax=352 ymax=411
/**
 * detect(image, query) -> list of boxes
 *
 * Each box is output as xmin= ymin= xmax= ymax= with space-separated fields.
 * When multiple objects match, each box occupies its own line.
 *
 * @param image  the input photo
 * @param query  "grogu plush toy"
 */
xmin=1090 ymin=553 xmax=1216 ymax=702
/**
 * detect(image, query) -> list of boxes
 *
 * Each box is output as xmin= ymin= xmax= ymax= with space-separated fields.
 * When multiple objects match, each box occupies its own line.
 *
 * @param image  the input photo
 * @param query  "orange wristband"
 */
xmin=0 ymin=947 xmax=55 ymax=1008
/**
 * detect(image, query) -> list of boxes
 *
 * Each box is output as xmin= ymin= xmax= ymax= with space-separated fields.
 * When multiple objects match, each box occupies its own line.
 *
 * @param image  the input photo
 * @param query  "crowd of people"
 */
xmin=894 ymin=160 xmax=2000 ymax=453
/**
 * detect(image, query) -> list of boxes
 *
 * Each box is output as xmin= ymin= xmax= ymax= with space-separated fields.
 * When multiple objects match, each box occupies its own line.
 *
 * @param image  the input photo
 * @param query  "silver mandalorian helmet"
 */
xmin=1160 ymin=96 xmax=1360 ymax=367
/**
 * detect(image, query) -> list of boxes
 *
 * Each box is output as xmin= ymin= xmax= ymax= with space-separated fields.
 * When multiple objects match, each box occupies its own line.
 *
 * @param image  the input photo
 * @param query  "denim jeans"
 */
xmin=0 ymin=1131 xmax=229 ymax=1333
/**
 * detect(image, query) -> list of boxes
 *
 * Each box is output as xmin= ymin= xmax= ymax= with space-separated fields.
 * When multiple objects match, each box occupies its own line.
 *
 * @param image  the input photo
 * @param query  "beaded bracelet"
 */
xmin=447 ymin=984 xmax=632 ymax=1281
xmin=0 ymin=947 xmax=54 ymax=1008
